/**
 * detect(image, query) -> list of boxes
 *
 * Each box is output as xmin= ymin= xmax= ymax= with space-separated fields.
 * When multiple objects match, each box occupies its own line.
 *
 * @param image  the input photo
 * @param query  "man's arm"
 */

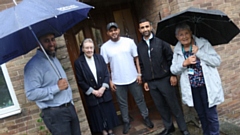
xmin=107 ymin=63 xmax=117 ymax=91
xmin=161 ymin=40 xmax=178 ymax=86
xmin=134 ymin=56 xmax=142 ymax=84
xmin=24 ymin=67 xmax=61 ymax=102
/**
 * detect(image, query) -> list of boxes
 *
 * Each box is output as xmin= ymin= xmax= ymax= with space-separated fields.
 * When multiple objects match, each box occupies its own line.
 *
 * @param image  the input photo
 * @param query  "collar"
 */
xmin=84 ymin=54 xmax=94 ymax=60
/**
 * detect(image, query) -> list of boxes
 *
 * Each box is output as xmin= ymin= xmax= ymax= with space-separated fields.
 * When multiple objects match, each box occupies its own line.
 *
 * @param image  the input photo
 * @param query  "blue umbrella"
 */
xmin=0 ymin=0 xmax=93 ymax=77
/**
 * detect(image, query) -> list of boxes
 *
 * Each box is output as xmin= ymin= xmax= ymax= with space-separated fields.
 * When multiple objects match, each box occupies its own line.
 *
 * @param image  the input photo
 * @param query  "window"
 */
xmin=75 ymin=29 xmax=85 ymax=50
xmin=91 ymin=27 xmax=103 ymax=48
xmin=0 ymin=64 xmax=21 ymax=119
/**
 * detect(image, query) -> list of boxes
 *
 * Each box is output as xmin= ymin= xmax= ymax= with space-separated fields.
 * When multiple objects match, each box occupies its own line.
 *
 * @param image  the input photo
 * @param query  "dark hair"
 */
xmin=139 ymin=18 xmax=151 ymax=25
xmin=175 ymin=23 xmax=191 ymax=35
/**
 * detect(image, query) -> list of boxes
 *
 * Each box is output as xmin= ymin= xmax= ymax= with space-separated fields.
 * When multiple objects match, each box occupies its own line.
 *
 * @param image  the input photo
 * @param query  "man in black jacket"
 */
xmin=137 ymin=19 xmax=190 ymax=135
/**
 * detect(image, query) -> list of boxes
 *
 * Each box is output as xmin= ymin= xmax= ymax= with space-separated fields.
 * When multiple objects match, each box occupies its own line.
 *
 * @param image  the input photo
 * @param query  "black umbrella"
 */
xmin=156 ymin=7 xmax=240 ymax=46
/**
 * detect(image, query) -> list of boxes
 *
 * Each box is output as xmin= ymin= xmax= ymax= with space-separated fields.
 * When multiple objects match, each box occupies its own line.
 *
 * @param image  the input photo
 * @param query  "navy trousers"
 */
xmin=191 ymin=86 xmax=219 ymax=135
xmin=41 ymin=103 xmax=81 ymax=135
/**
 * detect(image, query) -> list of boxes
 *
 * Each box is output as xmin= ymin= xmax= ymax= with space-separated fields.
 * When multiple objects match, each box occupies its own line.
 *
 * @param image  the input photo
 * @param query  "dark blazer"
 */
xmin=74 ymin=54 xmax=112 ymax=107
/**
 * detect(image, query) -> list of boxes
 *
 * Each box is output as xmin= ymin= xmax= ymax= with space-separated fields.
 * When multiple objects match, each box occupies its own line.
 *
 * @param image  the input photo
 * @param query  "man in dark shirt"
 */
xmin=137 ymin=19 xmax=190 ymax=135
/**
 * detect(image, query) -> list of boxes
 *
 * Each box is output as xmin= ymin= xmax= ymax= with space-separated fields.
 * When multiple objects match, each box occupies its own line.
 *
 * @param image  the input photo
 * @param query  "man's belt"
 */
xmin=43 ymin=102 xmax=72 ymax=110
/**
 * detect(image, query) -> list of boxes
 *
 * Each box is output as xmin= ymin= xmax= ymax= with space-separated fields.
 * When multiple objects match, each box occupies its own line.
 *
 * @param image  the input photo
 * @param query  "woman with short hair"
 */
xmin=170 ymin=23 xmax=224 ymax=135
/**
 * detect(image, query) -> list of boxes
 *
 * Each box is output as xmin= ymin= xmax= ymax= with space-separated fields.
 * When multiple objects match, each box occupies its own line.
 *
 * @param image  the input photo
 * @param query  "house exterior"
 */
xmin=0 ymin=0 xmax=239 ymax=135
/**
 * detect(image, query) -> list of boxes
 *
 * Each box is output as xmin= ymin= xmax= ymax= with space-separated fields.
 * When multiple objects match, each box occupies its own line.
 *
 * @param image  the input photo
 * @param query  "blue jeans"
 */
xmin=115 ymin=81 xmax=149 ymax=123
xmin=41 ymin=103 xmax=81 ymax=135
xmin=192 ymin=86 xmax=219 ymax=135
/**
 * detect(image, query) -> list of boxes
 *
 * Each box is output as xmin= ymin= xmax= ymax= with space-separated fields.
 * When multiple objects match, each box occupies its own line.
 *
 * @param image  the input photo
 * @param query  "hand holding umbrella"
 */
xmin=58 ymin=78 xmax=69 ymax=91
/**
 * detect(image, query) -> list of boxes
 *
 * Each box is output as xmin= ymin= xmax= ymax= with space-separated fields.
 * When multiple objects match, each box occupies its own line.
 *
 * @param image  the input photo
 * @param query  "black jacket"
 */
xmin=137 ymin=35 xmax=174 ymax=82
xmin=74 ymin=54 xmax=112 ymax=107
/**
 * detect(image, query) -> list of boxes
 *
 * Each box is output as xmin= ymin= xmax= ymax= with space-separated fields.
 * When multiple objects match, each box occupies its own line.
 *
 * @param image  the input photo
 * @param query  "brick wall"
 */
xmin=135 ymin=0 xmax=240 ymax=126
xmin=0 ymin=1 xmax=90 ymax=134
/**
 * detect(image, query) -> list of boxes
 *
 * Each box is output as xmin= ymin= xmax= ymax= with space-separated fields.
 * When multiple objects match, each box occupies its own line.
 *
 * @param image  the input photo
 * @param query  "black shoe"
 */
xmin=181 ymin=130 xmax=190 ymax=135
xmin=144 ymin=116 xmax=154 ymax=128
xmin=158 ymin=124 xmax=175 ymax=135
xmin=122 ymin=122 xmax=131 ymax=134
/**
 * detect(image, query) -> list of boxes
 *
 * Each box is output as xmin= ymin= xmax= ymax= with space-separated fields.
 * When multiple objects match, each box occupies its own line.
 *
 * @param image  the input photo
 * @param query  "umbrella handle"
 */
xmin=29 ymin=26 xmax=62 ymax=79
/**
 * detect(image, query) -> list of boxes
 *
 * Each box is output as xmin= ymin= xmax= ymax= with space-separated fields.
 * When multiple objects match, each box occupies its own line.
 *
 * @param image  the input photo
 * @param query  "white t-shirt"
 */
xmin=100 ymin=37 xmax=138 ymax=85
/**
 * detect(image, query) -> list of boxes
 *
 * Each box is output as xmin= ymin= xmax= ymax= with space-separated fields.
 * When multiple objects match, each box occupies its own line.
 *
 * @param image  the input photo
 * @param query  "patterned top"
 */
xmin=184 ymin=51 xmax=205 ymax=88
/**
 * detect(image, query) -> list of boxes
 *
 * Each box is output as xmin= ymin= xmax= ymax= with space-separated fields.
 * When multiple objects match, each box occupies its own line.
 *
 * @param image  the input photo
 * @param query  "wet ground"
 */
xmin=94 ymin=106 xmax=239 ymax=135
xmin=111 ymin=106 xmax=231 ymax=135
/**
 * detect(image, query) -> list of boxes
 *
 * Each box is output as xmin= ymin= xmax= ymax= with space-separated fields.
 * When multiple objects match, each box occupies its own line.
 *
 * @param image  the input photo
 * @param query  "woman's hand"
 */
xmin=98 ymin=87 xmax=106 ymax=97
xmin=183 ymin=55 xmax=197 ymax=67
xmin=92 ymin=90 xmax=101 ymax=97
xmin=192 ymin=45 xmax=198 ymax=54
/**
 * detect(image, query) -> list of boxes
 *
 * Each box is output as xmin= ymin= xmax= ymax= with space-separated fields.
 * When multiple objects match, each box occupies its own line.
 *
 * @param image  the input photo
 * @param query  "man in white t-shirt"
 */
xmin=100 ymin=22 xmax=153 ymax=134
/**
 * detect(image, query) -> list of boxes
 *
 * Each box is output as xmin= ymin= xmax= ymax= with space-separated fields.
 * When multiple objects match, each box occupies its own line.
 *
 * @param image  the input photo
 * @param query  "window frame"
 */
xmin=0 ymin=64 xmax=21 ymax=119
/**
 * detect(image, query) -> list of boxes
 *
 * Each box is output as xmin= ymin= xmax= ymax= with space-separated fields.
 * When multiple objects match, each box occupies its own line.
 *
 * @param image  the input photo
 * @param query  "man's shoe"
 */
xmin=158 ymin=124 xmax=175 ymax=135
xmin=122 ymin=122 xmax=131 ymax=134
xmin=181 ymin=130 xmax=190 ymax=135
xmin=144 ymin=116 xmax=154 ymax=128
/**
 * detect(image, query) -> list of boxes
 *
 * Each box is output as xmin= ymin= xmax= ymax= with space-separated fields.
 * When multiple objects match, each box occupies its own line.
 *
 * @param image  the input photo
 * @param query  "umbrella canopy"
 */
xmin=0 ymin=0 xmax=93 ymax=65
xmin=156 ymin=7 xmax=240 ymax=46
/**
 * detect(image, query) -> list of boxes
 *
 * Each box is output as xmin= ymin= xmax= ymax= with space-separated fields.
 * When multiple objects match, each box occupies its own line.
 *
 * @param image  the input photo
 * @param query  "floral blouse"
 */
xmin=183 ymin=51 xmax=205 ymax=88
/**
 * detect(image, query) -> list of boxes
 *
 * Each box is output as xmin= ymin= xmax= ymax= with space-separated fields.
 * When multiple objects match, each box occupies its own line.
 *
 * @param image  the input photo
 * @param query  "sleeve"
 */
xmin=130 ymin=39 xmax=138 ymax=57
xmin=100 ymin=45 xmax=109 ymax=64
xmin=170 ymin=48 xmax=188 ymax=75
xmin=24 ymin=66 xmax=60 ymax=102
xmin=137 ymin=45 xmax=146 ymax=82
xmin=162 ymin=40 xmax=176 ymax=76
xmin=74 ymin=59 xmax=94 ymax=95
xmin=99 ymin=55 xmax=110 ymax=89
xmin=195 ymin=39 xmax=221 ymax=67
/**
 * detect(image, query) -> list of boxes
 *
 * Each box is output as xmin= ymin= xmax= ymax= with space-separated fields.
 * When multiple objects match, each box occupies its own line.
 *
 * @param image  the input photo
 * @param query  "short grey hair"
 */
xmin=175 ymin=23 xmax=192 ymax=35
xmin=82 ymin=38 xmax=94 ymax=48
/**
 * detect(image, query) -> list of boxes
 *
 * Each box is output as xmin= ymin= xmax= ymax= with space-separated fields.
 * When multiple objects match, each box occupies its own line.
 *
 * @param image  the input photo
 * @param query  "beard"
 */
xmin=111 ymin=35 xmax=120 ymax=42
xmin=45 ymin=47 xmax=57 ymax=57
xmin=143 ymin=31 xmax=151 ymax=37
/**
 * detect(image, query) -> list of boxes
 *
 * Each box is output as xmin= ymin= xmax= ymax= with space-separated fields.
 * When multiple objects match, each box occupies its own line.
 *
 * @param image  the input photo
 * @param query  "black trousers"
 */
xmin=148 ymin=76 xmax=187 ymax=131
xmin=41 ymin=103 xmax=81 ymax=135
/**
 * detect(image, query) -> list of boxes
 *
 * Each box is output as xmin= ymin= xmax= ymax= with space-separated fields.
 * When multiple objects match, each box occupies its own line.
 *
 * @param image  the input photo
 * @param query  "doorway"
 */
xmin=64 ymin=2 xmax=154 ymax=134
